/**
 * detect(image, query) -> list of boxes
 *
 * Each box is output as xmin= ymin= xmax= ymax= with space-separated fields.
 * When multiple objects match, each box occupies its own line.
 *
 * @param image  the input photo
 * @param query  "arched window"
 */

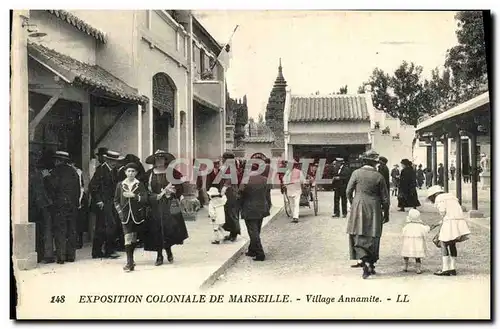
xmin=152 ymin=73 xmax=176 ymax=128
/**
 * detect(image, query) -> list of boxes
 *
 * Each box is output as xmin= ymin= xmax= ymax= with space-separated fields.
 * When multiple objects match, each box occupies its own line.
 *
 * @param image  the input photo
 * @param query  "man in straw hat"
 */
xmin=44 ymin=151 xmax=81 ymax=264
xmin=332 ymin=157 xmax=351 ymax=218
xmin=89 ymin=150 xmax=125 ymax=259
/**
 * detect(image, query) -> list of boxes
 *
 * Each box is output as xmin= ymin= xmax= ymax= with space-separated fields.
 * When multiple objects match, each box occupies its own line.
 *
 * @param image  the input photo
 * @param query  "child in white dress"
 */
xmin=207 ymin=187 xmax=227 ymax=244
xmin=401 ymin=209 xmax=430 ymax=274
xmin=427 ymin=185 xmax=471 ymax=276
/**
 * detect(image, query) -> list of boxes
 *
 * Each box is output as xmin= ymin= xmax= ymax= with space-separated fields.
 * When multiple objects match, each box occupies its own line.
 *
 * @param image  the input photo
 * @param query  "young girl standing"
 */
xmin=427 ymin=185 xmax=471 ymax=276
xmin=401 ymin=209 xmax=430 ymax=274
xmin=207 ymin=187 xmax=227 ymax=244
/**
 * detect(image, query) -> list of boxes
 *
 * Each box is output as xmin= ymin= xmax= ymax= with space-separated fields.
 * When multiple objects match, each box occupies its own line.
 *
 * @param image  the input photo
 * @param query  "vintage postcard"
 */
xmin=10 ymin=8 xmax=491 ymax=320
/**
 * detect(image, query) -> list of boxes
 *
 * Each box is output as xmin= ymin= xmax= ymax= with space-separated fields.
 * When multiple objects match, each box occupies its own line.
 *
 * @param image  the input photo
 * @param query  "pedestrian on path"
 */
xmin=113 ymin=163 xmax=148 ymax=272
xmin=401 ymin=209 xmax=430 ymax=274
xmin=220 ymin=152 xmax=242 ymax=242
xmin=45 ymin=151 xmax=81 ymax=264
xmin=390 ymin=164 xmax=400 ymax=196
xmin=426 ymin=185 xmax=471 ymax=276
xmin=397 ymin=159 xmax=421 ymax=211
xmin=207 ymin=187 xmax=227 ymax=244
xmin=332 ymin=158 xmax=351 ymax=218
xmin=283 ymin=160 xmax=306 ymax=223
xmin=143 ymin=150 xmax=189 ymax=266
xmin=346 ymin=150 xmax=390 ymax=279
xmin=239 ymin=162 xmax=271 ymax=261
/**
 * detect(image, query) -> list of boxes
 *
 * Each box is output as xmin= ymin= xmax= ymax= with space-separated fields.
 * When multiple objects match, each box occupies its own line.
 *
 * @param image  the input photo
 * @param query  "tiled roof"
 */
xmin=289 ymin=94 xmax=370 ymax=123
xmin=46 ymin=10 xmax=107 ymax=43
xmin=28 ymin=42 xmax=149 ymax=106
xmin=289 ymin=132 xmax=370 ymax=145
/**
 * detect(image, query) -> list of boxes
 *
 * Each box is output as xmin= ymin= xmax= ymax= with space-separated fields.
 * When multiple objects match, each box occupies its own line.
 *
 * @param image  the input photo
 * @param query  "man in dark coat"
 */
xmin=239 ymin=163 xmax=271 ymax=261
xmin=332 ymin=158 xmax=351 ymax=218
xmin=398 ymin=159 xmax=421 ymax=211
xmin=437 ymin=163 xmax=444 ymax=187
xmin=450 ymin=163 xmax=456 ymax=181
xmin=416 ymin=164 xmax=425 ymax=189
xmin=29 ymin=143 xmax=55 ymax=263
xmin=89 ymin=150 xmax=124 ymax=259
xmin=69 ymin=161 xmax=87 ymax=249
xmin=45 ymin=151 xmax=81 ymax=264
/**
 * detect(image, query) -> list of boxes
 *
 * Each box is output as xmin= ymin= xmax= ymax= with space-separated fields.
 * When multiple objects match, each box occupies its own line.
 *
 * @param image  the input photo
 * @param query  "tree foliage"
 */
xmin=358 ymin=11 xmax=489 ymax=125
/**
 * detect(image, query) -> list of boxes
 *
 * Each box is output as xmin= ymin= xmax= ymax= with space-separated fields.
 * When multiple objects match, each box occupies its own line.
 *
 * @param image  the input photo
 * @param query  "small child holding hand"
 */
xmin=207 ymin=187 xmax=227 ymax=244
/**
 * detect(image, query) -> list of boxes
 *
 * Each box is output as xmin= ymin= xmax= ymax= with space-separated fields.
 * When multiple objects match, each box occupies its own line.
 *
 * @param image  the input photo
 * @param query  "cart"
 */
xmin=281 ymin=177 xmax=318 ymax=218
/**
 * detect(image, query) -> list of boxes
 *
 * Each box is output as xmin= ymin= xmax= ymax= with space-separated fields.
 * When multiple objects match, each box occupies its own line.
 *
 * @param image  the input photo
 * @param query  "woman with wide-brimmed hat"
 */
xmin=113 ymin=162 xmax=148 ymax=272
xmin=397 ymin=158 xmax=421 ymax=211
xmin=143 ymin=150 xmax=189 ymax=265
xmin=345 ymin=150 xmax=390 ymax=279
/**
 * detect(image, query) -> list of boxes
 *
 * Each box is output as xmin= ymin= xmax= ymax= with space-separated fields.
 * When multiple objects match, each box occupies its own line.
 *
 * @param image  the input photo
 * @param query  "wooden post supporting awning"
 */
xmin=28 ymin=88 xmax=63 ymax=141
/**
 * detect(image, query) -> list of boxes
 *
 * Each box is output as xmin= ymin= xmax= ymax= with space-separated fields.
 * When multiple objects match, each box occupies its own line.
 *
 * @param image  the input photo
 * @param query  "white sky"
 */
xmin=194 ymin=10 xmax=459 ymax=120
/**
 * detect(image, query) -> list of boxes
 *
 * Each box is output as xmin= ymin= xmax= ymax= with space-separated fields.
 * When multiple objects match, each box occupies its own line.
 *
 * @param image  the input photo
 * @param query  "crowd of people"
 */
xmin=28 ymin=145 xmax=274 ymax=271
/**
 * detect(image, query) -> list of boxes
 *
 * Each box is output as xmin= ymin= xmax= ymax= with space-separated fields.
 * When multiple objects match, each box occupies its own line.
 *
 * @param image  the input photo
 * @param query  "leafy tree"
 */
xmin=335 ymin=85 xmax=348 ymax=94
xmin=359 ymin=62 xmax=435 ymax=127
xmin=444 ymin=11 xmax=488 ymax=101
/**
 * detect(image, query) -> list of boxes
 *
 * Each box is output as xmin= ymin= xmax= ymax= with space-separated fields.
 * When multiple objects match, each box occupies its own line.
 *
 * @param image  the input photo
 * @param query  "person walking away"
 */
xmin=207 ymin=187 xmax=227 ymax=244
xmin=332 ymin=158 xmax=351 ymax=218
xmin=401 ymin=209 xmax=430 ymax=274
xmin=219 ymin=152 xmax=241 ymax=241
xmin=462 ymin=164 xmax=471 ymax=183
xmin=437 ymin=163 xmax=444 ymax=187
xmin=346 ymin=150 xmax=390 ymax=279
xmin=416 ymin=164 xmax=425 ymax=189
xmin=397 ymin=159 xmax=421 ymax=212
xmin=424 ymin=168 xmax=433 ymax=188
xmin=377 ymin=156 xmax=390 ymax=224
xmin=113 ymin=163 xmax=148 ymax=272
xmin=390 ymin=164 xmax=400 ymax=196
xmin=283 ymin=159 xmax=306 ymax=223
xmin=89 ymin=150 xmax=124 ymax=259
xmin=29 ymin=143 xmax=55 ymax=263
xmin=426 ymin=185 xmax=471 ymax=276
xmin=45 ymin=151 xmax=80 ymax=264
xmin=449 ymin=163 xmax=456 ymax=181
xmin=143 ymin=150 xmax=189 ymax=266
xmin=239 ymin=162 xmax=271 ymax=261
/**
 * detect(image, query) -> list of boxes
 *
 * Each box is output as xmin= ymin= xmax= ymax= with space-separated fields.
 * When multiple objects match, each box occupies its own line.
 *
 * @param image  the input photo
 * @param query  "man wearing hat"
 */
xmin=89 ymin=150 xmax=124 ymax=259
xmin=29 ymin=142 xmax=55 ymax=263
xmin=332 ymin=157 xmax=351 ymax=218
xmin=390 ymin=164 xmax=400 ymax=196
xmin=45 ymin=151 xmax=81 ymax=264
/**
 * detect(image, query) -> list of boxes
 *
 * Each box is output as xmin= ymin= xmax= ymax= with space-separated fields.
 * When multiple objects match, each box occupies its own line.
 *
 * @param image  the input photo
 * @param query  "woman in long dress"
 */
xmin=398 ymin=159 xmax=421 ymax=211
xmin=143 ymin=150 xmax=189 ymax=266
xmin=346 ymin=150 xmax=390 ymax=279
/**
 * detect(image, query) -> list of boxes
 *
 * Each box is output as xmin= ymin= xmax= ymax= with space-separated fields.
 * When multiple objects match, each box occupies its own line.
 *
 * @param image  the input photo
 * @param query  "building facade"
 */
xmin=12 ymin=9 xmax=227 ymax=270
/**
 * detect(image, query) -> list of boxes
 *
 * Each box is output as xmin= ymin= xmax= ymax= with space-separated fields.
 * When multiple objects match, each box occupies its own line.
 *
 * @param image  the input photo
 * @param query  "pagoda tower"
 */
xmin=265 ymin=59 xmax=287 ymax=148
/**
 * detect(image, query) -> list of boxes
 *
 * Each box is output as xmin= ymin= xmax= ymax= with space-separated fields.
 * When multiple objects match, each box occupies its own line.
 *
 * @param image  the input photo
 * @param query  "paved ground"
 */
xmin=208 ymin=189 xmax=491 ymax=319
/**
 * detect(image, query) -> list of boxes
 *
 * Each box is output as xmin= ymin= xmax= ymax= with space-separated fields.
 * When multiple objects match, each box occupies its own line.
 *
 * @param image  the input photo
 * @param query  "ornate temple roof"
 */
xmin=243 ymin=120 xmax=275 ymax=143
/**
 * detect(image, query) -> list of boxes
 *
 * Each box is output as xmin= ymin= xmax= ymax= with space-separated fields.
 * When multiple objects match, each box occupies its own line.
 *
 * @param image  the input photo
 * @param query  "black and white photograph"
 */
xmin=9 ymin=6 xmax=492 ymax=320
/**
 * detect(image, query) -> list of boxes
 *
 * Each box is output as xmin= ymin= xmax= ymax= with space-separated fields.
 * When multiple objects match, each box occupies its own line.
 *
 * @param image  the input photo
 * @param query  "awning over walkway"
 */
xmin=27 ymin=42 xmax=149 ymax=106
xmin=416 ymin=92 xmax=490 ymax=134
xmin=289 ymin=132 xmax=370 ymax=145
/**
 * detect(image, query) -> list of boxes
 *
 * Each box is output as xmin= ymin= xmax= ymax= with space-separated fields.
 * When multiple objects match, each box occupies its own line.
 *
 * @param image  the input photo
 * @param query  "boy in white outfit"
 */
xmin=283 ymin=161 xmax=306 ymax=223
xmin=207 ymin=187 xmax=228 ymax=244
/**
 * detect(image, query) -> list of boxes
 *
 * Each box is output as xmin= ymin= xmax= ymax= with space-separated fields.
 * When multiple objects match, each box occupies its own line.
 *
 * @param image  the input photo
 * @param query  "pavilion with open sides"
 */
xmin=415 ymin=91 xmax=491 ymax=217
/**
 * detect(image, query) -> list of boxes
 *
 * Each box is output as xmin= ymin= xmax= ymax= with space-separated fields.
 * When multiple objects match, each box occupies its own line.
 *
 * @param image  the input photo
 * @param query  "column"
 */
xmin=81 ymin=95 xmax=91 ymax=187
xmin=455 ymin=134 xmax=462 ymax=204
xmin=137 ymin=104 xmax=143 ymax=161
xmin=443 ymin=136 xmax=449 ymax=192
xmin=431 ymin=138 xmax=437 ymax=185
xmin=470 ymin=132 xmax=478 ymax=211
xmin=12 ymin=10 xmax=37 ymax=270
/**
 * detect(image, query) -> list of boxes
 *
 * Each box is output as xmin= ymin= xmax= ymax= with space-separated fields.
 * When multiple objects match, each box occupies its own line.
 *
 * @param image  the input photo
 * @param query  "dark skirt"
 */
xmin=349 ymin=234 xmax=381 ymax=263
xmin=222 ymin=203 xmax=241 ymax=236
xmin=397 ymin=188 xmax=421 ymax=208
xmin=143 ymin=198 xmax=189 ymax=251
